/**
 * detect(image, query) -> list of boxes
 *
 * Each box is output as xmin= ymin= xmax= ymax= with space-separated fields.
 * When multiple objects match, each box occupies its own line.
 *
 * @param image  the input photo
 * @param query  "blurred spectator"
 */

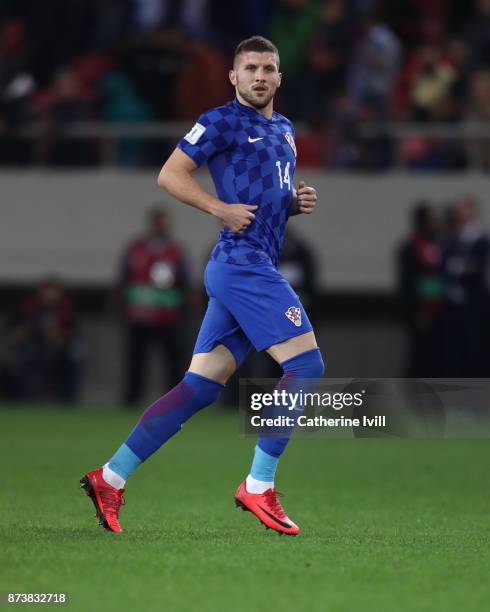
xmin=441 ymin=196 xmax=489 ymax=376
xmin=465 ymin=0 xmax=490 ymax=70
xmin=131 ymin=0 xmax=210 ymax=37
xmin=410 ymin=45 xmax=457 ymax=122
xmin=101 ymin=71 xmax=153 ymax=166
xmin=19 ymin=0 xmax=99 ymax=85
xmin=131 ymin=0 xmax=166 ymax=31
xmin=327 ymin=93 xmax=395 ymax=170
xmin=306 ymin=0 xmax=354 ymax=121
xmin=93 ymin=0 xmax=131 ymax=53
xmin=0 ymin=278 xmax=84 ymax=402
xmin=31 ymin=67 xmax=99 ymax=166
xmin=119 ymin=29 xmax=189 ymax=120
xmin=400 ymin=134 xmax=468 ymax=171
xmin=174 ymin=40 xmax=229 ymax=119
xmin=0 ymin=19 xmax=34 ymax=125
xmin=271 ymin=0 xmax=321 ymax=119
xmin=0 ymin=19 xmax=35 ymax=164
xmin=399 ymin=40 xmax=468 ymax=170
xmin=119 ymin=207 xmax=190 ymax=404
xmin=468 ymin=69 xmax=490 ymax=169
xmin=398 ymin=202 xmax=444 ymax=376
xmin=347 ymin=10 xmax=402 ymax=116
xmin=294 ymin=118 xmax=330 ymax=168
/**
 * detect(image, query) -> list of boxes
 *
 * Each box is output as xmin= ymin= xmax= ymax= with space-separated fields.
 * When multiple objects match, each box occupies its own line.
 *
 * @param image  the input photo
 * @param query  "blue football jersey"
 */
xmin=177 ymin=98 xmax=297 ymax=267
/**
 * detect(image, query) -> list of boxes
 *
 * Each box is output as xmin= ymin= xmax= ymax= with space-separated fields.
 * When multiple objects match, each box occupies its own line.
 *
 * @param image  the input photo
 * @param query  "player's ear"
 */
xmin=277 ymin=72 xmax=282 ymax=88
xmin=229 ymin=69 xmax=237 ymax=86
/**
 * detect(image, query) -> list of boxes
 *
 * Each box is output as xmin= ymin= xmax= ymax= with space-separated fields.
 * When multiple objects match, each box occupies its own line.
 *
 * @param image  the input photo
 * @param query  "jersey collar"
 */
xmin=232 ymin=97 xmax=278 ymax=123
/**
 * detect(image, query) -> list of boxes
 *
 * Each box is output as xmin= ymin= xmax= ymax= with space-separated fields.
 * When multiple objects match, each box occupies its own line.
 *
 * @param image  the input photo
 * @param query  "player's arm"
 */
xmin=157 ymin=149 xmax=257 ymax=233
xmin=291 ymin=180 xmax=317 ymax=215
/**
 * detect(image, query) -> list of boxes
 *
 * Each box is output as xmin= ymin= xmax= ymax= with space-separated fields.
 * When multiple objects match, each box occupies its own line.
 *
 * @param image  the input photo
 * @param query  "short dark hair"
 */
xmin=234 ymin=36 xmax=280 ymax=69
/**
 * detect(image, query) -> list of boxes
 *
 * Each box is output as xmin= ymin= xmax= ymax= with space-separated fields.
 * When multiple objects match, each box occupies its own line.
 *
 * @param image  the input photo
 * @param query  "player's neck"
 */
xmin=235 ymin=92 xmax=273 ymax=120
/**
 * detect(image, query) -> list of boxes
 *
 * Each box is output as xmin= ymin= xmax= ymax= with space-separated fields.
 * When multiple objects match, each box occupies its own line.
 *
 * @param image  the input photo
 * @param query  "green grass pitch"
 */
xmin=1 ymin=404 xmax=490 ymax=611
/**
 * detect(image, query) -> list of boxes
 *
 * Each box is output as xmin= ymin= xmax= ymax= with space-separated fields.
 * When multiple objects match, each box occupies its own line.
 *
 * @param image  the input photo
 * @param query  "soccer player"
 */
xmin=81 ymin=36 xmax=324 ymax=536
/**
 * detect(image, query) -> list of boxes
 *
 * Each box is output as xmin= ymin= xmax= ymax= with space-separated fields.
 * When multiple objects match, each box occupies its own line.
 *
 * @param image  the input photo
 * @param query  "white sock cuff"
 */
xmin=246 ymin=474 xmax=274 ymax=494
xmin=102 ymin=463 xmax=126 ymax=489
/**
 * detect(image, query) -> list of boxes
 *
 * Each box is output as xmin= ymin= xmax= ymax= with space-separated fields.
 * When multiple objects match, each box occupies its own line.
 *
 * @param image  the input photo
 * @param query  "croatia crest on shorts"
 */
xmin=285 ymin=306 xmax=302 ymax=327
xmin=284 ymin=132 xmax=297 ymax=158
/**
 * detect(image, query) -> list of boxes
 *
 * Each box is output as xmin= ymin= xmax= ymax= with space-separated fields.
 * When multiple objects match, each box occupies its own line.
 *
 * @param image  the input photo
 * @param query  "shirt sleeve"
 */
xmin=177 ymin=106 xmax=236 ymax=167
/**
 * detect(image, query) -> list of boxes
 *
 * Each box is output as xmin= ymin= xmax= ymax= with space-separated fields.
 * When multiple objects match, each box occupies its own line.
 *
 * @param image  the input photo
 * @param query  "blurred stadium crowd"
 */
xmin=398 ymin=195 xmax=489 ymax=378
xmin=1 ymin=0 xmax=490 ymax=169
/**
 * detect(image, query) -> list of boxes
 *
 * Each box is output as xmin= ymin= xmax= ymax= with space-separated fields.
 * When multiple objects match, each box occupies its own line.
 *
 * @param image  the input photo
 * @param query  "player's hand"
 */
xmin=219 ymin=203 xmax=258 ymax=233
xmin=296 ymin=181 xmax=317 ymax=214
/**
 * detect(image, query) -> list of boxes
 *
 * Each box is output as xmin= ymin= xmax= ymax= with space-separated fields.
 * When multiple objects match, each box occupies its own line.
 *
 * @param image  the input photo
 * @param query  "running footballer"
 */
xmin=81 ymin=36 xmax=324 ymax=536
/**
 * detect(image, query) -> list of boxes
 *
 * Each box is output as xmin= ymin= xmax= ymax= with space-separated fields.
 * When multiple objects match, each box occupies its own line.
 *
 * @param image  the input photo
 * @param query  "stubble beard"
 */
xmin=237 ymin=84 xmax=275 ymax=110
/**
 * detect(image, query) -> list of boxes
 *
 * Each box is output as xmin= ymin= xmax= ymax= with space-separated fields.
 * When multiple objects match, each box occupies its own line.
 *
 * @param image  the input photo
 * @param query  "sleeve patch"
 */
xmin=184 ymin=122 xmax=206 ymax=145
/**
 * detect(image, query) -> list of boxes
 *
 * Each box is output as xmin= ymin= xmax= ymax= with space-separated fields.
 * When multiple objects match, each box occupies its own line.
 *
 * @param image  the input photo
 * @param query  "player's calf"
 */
xmin=236 ymin=347 xmax=324 ymax=535
xmin=80 ymin=371 xmax=225 ymax=532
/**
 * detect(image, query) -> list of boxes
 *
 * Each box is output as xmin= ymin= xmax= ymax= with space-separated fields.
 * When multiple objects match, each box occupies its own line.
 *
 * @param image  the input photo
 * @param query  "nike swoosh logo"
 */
xmin=257 ymin=505 xmax=292 ymax=529
xmin=248 ymin=136 xmax=264 ymax=143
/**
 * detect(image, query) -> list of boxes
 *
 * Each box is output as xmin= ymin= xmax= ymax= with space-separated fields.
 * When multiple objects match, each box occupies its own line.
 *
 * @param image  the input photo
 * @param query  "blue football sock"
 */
xmin=108 ymin=444 xmax=142 ymax=481
xmin=254 ymin=348 xmax=324 ymax=473
xmin=250 ymin=445 xmax=279 ymax=482
xmin=107 ymin=371 xmax=223 ymax=481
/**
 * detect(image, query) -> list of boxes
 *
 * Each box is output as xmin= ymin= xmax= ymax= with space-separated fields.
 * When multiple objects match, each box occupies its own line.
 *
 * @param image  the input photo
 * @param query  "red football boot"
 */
xmin=80 ymin=468 xmax=125 ymax=533
xmin=234 ymin=480 xmax=300 ymax=536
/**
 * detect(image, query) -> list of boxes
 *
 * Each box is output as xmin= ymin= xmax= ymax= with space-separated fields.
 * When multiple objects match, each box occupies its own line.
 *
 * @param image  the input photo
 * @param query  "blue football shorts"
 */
xmin=193 ymin=260 xmax=313 ymax=367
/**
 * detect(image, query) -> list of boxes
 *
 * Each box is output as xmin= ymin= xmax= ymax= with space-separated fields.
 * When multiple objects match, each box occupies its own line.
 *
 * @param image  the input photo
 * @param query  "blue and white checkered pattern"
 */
xmin=177 ymin=98 xmax=296 ymax=267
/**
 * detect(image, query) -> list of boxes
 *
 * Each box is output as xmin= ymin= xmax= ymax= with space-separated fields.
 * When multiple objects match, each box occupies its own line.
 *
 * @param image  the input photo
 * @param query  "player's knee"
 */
xmin=308 ymin=350 xmax=325 ymax=378
xmin=188 ymin=362 xmax=234 ymax=386
xmin=281 ymin=347 xmax=325 ymax=379
xmin=189 ymin=346 xmax=236 ymax=385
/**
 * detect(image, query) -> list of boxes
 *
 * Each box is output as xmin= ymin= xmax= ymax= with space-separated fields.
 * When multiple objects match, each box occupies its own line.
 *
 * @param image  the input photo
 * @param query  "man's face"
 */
xmin=455 ymin=199 xmax=476 ymax=225
xmin=229 ymin=51 xmax=281 ymax=109
xmin=39 ymin=283 xmax=62 ymax=305
xmin=151 ymin=213 xmax=169 ymax=236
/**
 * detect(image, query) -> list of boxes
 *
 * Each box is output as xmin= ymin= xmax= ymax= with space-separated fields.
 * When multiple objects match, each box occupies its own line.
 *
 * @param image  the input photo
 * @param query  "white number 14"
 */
xmin=275 ymin=160 xmax=291 ymax=191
